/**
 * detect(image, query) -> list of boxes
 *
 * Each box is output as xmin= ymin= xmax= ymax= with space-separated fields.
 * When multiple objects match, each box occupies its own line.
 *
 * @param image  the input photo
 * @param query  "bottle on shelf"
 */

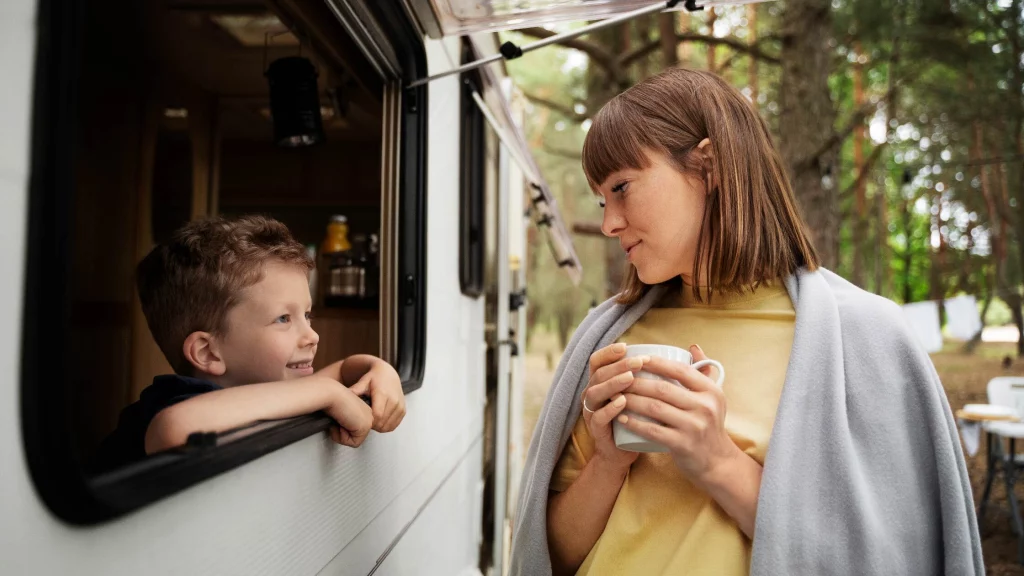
xmin=319 ymin=215 xmax=353 ymax=307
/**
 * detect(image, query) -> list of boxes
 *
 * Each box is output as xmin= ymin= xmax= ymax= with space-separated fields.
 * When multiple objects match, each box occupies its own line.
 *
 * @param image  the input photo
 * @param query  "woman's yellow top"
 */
xmin=551 ymin=283 xmax=795 ymax=576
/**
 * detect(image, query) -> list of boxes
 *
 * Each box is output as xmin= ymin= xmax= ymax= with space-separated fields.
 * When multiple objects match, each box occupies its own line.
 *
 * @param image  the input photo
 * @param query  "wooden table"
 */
xmin=955 ymin=409 xmax=1019 ymax=422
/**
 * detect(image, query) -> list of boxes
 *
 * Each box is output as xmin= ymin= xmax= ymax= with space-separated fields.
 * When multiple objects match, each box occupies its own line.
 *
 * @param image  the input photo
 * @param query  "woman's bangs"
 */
xmin=581 ymin=100 xmax=652 ymax=190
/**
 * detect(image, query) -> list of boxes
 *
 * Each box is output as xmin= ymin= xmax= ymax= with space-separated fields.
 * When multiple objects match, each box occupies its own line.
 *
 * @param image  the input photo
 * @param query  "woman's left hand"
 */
xmin=619 ymin=344 xmax=740 ymax=484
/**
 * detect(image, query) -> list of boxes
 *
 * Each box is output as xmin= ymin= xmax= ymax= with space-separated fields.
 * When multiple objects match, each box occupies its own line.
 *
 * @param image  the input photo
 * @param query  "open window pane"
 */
xmin=460 ymin=43 xmax=486 ymax=297
xmin=416 ymin=0 xmax=769 ymax=36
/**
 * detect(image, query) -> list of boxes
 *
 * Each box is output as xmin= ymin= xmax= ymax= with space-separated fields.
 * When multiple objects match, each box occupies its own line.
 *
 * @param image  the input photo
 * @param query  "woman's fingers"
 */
xmin=590 ymin=355 xmax=647 ymax=387
xmin=642 ymin=356 xmax=716 ymax=393
xmin=625 ymin=378 xmax=701 ymax=411
xmin=688 ymin=344 xmax=713 ymax=377
xmin=623 ymin=391 xmax=709 ymax=431
xmin=582 ymin=371 xmax=635 ymax=413
xmin=591 ymin=393 xmax=628 ymax=428
xmin=589 ymin=343 xmax=627 ymax=374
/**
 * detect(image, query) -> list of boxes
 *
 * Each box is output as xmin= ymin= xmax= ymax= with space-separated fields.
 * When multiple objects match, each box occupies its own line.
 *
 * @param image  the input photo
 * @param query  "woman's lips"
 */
xmin=624 ymin=241 xmax=640 ymax=259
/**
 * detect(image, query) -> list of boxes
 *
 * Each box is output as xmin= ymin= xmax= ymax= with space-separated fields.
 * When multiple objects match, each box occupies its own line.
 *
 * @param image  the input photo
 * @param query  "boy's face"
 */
xmin=214 ymin=260 xmax=318 ymax=386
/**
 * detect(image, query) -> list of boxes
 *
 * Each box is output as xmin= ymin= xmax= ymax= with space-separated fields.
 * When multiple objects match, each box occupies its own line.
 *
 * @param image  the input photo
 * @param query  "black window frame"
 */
xmin=459 ymin=42 xmax=485 ymax=298
xmin=21 ymin=0 xmax=427 ymax=525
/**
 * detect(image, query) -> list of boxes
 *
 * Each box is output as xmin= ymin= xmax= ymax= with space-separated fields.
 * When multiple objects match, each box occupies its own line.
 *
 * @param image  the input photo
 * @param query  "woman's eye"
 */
xmin=305 ymin=312 xmax=312 ymax=321
xmin=275 ymin=314 xmax=290 ymax=324
xmin=611 ymin=182 xmax=628 ymax=194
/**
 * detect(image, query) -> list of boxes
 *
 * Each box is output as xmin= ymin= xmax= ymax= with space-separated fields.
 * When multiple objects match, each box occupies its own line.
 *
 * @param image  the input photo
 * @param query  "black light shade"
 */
xmin=265 ymin=56 xmax=324 ymax=148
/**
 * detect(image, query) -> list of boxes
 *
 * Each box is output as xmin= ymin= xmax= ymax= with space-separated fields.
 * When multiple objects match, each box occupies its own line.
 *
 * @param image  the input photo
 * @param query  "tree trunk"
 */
xmin=707 ymin=8 xmax=718 ymax=72
xmin=748 ymin=3 xmax=759 ymax=103
xmin=677 ymin=11 xmax=693 ymax=65
xmin=1009 ymin=292 xmax=1024 ymax=357
xmin=963 ymin=290 xmax=992 ymax=354
xmin=778 ymin=0 xmax=838 ymax=268
xmin=876 ymin=0 xmax=902 ymax=298
xmin=1014 ymin=0 xmax=1024 ymax=357
xmin=659 ymin=13 xmax=677 ymax=68
xmin=852 ymin=43 xmax=867 ymax=288
xmin=902 ymin=199 xmax=913 ymax=304
xmin=636 ymin=16 xmax=651 ymax=79
xmin=874 ymin=168 xmax=889 ymax=297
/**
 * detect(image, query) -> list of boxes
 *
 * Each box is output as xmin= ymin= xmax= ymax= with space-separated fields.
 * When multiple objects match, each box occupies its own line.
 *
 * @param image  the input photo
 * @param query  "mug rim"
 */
xmin=624 ymin=343 xmax=692 ymax=360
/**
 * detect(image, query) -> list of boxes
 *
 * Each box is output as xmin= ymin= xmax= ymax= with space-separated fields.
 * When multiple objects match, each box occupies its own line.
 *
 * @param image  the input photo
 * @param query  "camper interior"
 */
xmin=68 ymin=0 xmax=385 ymax=470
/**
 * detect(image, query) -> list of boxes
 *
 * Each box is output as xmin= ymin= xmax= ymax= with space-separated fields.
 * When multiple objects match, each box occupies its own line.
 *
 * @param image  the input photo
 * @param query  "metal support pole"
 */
xmin=407 ymin=0 xmax=682 ymax=88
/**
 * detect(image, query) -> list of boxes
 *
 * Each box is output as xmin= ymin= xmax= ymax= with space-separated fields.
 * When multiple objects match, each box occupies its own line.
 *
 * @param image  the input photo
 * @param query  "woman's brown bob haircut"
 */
xmin=582 ymin=68 xmax=818 ymax=305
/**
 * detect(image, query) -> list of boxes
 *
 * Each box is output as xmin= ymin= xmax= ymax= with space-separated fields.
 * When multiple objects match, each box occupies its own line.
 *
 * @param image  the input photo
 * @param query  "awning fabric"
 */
xmin=468 ymin=36 xmax=583 ymax=285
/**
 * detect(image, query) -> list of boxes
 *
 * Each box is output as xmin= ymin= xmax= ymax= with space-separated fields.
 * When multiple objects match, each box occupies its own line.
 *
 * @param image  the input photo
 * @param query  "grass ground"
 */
xmin=522 ymin=329 xmax=1024 ymax=573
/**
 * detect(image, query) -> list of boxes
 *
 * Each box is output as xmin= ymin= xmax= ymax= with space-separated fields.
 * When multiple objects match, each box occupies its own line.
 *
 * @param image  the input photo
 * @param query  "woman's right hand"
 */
xmin=582 ymin=343 xmax=646 ymax=471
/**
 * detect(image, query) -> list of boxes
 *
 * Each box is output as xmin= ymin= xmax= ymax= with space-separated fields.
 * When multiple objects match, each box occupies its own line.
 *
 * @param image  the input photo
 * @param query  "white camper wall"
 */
xmin=0 ymin=9 xmax=486 ymax=574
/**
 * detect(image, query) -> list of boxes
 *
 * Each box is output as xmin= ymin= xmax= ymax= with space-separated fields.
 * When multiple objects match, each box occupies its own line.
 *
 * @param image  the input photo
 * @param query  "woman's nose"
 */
xmin=601 ymin=206 xmax=625 ymax=237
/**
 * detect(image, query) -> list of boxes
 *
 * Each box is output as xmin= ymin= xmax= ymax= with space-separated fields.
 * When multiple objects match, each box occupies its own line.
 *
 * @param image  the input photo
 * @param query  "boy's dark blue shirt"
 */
xmin=91 ymin=375 xmax=221 ymax=473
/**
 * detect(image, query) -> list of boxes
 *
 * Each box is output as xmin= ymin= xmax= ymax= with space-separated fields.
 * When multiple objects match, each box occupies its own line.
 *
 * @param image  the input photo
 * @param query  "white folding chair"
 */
xmin=978 ymin=377 xmax=1024 ymax=563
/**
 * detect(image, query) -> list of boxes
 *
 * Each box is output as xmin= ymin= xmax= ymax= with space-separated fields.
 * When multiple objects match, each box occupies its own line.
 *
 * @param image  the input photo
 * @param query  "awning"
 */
xmin=468 ymin=37 xmax=583 ymax=285
xmin=407 ymin=0 xmax=769 ymax=38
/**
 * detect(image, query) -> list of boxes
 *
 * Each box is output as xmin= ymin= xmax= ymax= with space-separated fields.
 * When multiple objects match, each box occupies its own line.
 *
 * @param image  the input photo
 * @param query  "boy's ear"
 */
xmin=182 ymin=331 xmax=226 ymax=377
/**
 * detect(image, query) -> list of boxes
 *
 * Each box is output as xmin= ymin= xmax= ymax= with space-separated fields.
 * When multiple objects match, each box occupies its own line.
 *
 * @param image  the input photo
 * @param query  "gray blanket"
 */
xmin=510 ymin=268 xmax=983 ymax=575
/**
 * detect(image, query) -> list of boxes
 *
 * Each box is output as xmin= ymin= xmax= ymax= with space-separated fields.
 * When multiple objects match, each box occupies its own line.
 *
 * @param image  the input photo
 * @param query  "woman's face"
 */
xmin=597 ymin=148 xmax=708 ymax=285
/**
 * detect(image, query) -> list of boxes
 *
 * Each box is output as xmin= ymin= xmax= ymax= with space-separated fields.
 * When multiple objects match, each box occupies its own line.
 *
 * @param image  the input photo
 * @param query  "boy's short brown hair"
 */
xmin=136 ymin=215 xmax=314 ymax=375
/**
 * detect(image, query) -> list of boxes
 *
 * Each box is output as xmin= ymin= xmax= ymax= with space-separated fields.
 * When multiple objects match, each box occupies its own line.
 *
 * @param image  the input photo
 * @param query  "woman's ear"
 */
xmin=696 ymin=138 xmax=715 ymax=193
xmin=182 ymin=331 xmax=226 ymax=377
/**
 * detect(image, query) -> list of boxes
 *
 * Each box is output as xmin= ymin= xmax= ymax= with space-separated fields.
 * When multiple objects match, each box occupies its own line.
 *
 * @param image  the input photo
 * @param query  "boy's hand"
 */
xmin=323 ymin=382 xmax=374 ymax=447
xmin=348 ymin=359 xmax=406 ymax=432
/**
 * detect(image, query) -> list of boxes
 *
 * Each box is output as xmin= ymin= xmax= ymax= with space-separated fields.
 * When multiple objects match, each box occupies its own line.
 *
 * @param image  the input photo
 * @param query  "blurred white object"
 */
xmin=901 ymin=300 xmax=943 ymax=353
xmin=944 ymin=294 xmax=982 ymax=341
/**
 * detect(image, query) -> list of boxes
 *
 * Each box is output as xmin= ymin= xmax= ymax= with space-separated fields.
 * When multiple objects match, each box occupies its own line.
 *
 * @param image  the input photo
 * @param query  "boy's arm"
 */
xmin=337 ymin=354 xmax=380 ymax=386
xmin=338 ymin=355 xmax=407 ymax=433
xmin=145 ymin=363 xmax=371 ymax=454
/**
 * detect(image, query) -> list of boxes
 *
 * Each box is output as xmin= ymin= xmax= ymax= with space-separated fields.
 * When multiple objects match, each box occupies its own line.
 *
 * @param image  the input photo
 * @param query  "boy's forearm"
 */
xmin=145 ymin=377 xmax=343 ymax=454
xmin=339 ymin=354 xmax=381 ymax=386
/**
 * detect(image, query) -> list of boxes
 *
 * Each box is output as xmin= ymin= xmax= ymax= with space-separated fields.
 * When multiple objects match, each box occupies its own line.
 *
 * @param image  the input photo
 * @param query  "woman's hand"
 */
xmin=619 ymin=344 xmax=764 ymax=538
xmin=582 ymin=343 xmax=644 ymax=472
xmin=619 ymin=345 xmax=739 ymax=483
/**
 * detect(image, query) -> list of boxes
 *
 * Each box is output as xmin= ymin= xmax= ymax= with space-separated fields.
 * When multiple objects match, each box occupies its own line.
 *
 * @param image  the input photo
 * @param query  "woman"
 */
xmin=510 ymin=68 xmax=981 ymax=576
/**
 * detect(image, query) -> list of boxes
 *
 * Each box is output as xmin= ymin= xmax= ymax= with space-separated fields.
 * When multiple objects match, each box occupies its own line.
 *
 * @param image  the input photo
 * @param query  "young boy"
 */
xmin=93 ymin=215 xmax=405 ymax=472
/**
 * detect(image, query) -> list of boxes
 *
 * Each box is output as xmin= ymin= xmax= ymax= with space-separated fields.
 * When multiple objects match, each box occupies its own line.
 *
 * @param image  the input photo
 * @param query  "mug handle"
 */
xmin=691 ymin=359 xmax=725 ymax=386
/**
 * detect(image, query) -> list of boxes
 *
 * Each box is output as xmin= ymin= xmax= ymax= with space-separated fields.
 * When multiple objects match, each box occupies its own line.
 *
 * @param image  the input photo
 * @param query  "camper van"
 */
xmin=0 ymin=0 xmax=724 ymax=574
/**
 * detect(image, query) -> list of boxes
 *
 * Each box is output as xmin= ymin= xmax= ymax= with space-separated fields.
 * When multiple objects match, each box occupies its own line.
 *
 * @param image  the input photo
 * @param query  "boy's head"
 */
xmin=137 ymin=215 xmax=319 ymax=386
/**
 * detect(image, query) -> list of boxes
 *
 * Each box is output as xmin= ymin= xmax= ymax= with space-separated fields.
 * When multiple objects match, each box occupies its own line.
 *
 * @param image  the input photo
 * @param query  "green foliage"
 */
xmin=987 ymin=297 xmax=1015 ymax=326
xmin=505 ymin=0 xmax=1023 ymax=348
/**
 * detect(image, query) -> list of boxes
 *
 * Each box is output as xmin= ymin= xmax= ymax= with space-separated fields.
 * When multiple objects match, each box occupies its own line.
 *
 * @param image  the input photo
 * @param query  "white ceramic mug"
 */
xmin=612 ymin=344 xmax=725 ymax=453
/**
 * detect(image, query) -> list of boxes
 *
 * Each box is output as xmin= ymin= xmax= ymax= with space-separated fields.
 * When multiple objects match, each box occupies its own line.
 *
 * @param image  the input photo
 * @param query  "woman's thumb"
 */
xmin=690 ymin=344 xmax=712 ymax=375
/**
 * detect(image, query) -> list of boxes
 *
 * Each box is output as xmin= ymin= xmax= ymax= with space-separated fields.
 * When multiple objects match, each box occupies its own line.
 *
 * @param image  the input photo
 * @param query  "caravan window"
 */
xmin=21 ymin=0 xmax=426 ymax=523
xmin=460 ymin=42 xmax=486 ymax=298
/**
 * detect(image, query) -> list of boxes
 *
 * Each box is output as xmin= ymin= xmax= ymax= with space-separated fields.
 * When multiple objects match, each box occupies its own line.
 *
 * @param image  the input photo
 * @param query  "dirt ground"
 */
xmin=523 ymin=330 xmax=1024 ymax=574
